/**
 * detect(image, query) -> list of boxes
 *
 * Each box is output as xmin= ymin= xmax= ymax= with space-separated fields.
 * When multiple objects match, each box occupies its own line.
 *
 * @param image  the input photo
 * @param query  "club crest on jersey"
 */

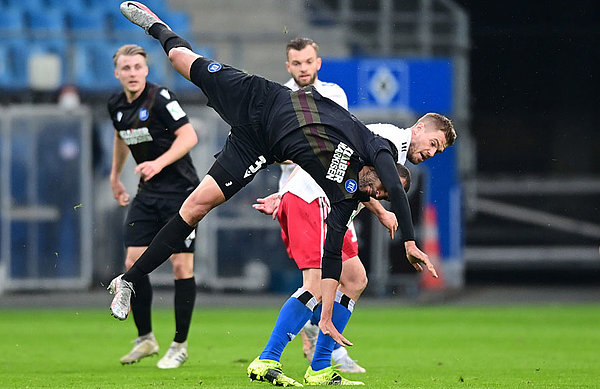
xmin=139 ymin=108 xmax=149 ymax=121
xmin=116 ymin=111 xmax=123 ymax=122
xmin=326 ymin=142 xmax=354 ymax=183
xmin=208 ymin=62 xmax=222 ymax=73
xmin=345 ymin=179 xmax=357 ymax=193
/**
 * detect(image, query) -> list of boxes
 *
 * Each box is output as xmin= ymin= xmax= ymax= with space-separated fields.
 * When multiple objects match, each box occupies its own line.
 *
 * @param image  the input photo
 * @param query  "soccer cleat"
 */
xmin=299 ymin=322 xmax=318 ymax=363
xmin=304 ymin=366 xmax=364 ymax=386
xmin=108 ymin=274 xmax=134 ymax=320
xmin=120 ymin=333 xmax=159 ymax=364
xmin=157 ymin=341 xmax=188 ymax=369
xmin=119 ymin=1 xmax=170 ymax=33
xmin=247 ymin=357 xmax=303 ymax=387
xmin=332 ymin=347 xmax=366 ymax=373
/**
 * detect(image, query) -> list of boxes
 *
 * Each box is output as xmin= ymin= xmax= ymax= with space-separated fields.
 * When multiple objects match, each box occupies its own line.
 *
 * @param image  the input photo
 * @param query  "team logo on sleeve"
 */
xmin=138 ymin=108 xmax=149 ymax=121
xmin=166 ymin=101 xmax=186 ymax=121
xmin=326 ymin=142 xmax=354 ymax=183
xmin=208 ymin=62 xmax=222 ymax=73
xmin=345 ymin=179 xmax=357 ymax=193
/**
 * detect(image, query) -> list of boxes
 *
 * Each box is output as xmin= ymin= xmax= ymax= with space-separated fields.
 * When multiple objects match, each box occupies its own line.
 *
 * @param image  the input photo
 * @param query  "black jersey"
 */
xmin=107 ymin=82 xmax=199 ymax=196
xmin=266 ymin=86 xmax=399 ymax=204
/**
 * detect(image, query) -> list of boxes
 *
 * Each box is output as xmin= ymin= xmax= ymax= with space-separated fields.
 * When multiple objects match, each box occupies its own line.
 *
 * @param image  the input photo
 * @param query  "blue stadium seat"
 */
xmin=3 ymin=0 xmax=44 ymax=9
xmin=72 ymin=40 xmax=122 ymax=92
xmin=66 ymin=8 xmax=107 ymax=38
xmin=0 ymin=7 xmax=25 ymax=38
xmin=161 ymin=10 xmax=191 ymax=36
xmin=26 ymin=8 xmax=67 ymax=38
xmin=45 ymin=0 xmax=86 ymax=10
xmin=0 ymin=43 xmax=10 ymax=88
xmin=0 ymin=38 xmax=29 ymax=90
xmin=108 ymin=9 xmax=147 ymax=41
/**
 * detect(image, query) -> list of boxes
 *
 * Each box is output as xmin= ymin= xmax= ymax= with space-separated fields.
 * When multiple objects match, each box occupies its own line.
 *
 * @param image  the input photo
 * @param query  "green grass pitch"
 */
xmin=0 ymin=304 xmax=598 ymax=388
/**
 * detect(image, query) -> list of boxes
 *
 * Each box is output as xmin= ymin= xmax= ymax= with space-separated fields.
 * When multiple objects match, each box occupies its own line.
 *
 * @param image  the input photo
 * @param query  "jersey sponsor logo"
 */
xmin=166 ymin=101 xmax=186 ymax=121
xmin=345 ymin=179 xmax=357 ymax=193
xmin=207 ymin=62 xmax=222 ymax=73
xmin=160 ymin=89 xmax=171 ymax=100
xmin=326 ymin=142 xmax=354 ymax=183
xmin=139 ymin=107 xmax=149 ymax=121
xmin=243 ymin=155 xmax=266 ymax=178
xmin=116 ymin=111 xmax=123 ymax=122
xmin=119 ymin=127 xmax=153 ymax=145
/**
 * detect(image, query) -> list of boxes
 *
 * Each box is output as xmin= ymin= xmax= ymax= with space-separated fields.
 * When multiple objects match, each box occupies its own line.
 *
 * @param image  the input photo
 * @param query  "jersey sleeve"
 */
xmin=153 ymin=88 xmax=190 ymax=132
xmin=373 ymin=151 xmax=415 ymax=242
xmin=329 ymin=85 xmax=348 ymax=110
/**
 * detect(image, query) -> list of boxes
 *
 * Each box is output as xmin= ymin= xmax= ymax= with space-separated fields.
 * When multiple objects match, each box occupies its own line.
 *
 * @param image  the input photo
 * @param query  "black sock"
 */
xmin=131 ymin=275 xmax=153 ymax=337
xmin=174 ymin=277 xmax=196 ymax=343
xmin=148 ymin=23 xmax=192 ymax=55
xmin=123 ymin=214 xmax=194 ymax=283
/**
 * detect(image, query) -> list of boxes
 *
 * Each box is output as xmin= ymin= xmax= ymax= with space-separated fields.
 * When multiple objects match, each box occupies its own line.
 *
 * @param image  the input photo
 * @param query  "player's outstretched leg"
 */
xmin=247 ymin=357 xmax=303 ymax=387
xmin=119 ymin=1 xmax=170 ymax=32
xmin=108 ymin=274 xmax=135 ymax=320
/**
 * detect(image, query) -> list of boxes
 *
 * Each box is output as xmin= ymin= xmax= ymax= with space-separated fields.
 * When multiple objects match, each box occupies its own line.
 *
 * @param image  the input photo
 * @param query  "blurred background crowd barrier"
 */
xmin=1 ymin=0 xmax=598 ymax=296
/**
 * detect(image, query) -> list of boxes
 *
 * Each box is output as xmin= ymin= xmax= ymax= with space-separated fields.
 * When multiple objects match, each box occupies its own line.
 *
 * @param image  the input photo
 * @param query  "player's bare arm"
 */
xmin=110 ymin=133 xmax=131 ymax=206
xmin=363 ymin=198 xmax=398 ymax=239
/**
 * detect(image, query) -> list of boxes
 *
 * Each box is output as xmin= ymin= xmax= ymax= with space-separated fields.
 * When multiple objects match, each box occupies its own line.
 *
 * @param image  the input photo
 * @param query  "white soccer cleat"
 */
xmin=108 ymin=274 xmax=134 ymax=320
xmin=332 ymin=347 xmax=366 ymax=373
xmin=120 ymin=333 xmax=159 ymax=364
xmin=157 ymin=341 xmax=188 ymax=369
xmin=119 ymin=1 xmax=170 ymax=33
xmin=300 ymin=321 xmax=319 ymax=363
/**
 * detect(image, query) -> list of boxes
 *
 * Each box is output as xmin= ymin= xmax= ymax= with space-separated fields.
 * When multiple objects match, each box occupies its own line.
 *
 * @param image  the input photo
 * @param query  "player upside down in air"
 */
xmin=109 ymin=1 xmax=456 ymax=385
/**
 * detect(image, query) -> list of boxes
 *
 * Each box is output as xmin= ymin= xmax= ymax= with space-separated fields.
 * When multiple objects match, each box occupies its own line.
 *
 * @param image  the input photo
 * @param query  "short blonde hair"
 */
xmin=419 ymin=113 xmax=457 ymax=146
xmin=113 ymin=44 xmax=147 ymax=67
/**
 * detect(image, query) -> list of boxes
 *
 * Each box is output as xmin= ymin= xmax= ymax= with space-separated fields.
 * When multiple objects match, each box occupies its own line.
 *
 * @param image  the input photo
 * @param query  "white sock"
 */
xmin=331 ymin=345 xmax=348 ymax=362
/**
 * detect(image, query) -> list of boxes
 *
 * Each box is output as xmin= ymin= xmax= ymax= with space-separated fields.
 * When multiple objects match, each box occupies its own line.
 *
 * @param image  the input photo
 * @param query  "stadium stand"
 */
xmin=0 ymin=0 xmax=196 ymax=92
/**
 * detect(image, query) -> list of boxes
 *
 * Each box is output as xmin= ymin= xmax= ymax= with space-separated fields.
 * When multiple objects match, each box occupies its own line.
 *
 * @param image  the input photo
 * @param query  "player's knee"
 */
xmin=357 ymin=274 xmax=368 ymax=294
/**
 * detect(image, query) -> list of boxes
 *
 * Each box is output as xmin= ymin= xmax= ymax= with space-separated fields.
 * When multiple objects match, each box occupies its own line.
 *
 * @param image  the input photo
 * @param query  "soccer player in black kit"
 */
xmin=108 ymin=44 xmax=199 ymax=369
xmin=109 ymin=2 xmax=456 ymax=383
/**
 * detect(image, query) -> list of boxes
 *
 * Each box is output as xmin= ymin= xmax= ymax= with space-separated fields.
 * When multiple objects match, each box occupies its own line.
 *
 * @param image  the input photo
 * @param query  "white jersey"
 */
xmin=278 ymin=78 xmax=349 ymax=204
xmin=366 ymin=123 xmax=412 ymax=165
xmin=346 ymin=124 xmax=412 ymax=222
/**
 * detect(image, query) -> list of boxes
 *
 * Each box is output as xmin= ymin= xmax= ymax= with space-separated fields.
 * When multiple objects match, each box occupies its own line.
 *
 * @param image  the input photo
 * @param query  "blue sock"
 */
xmin=310 ymin=304 xmax=340 ymax=350
xmin=310 ymin=291 xmax=354 ymax=371
xmin=260 ymin=289 xmax=317 ymax=362
xmin=310 ymin=304 xmax=321 ymax=325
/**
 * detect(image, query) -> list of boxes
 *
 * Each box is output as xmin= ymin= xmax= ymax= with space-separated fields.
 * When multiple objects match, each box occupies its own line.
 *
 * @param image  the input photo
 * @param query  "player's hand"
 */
xmin=378 ymin=210 xmax=398 ymax=239
xmin=319 ymin=318 xmax=353 ymax=347
xmin=135 ymin=160 xmax=164 ymax=181
xmin=252 ymin=193 xmax=281 ymax=220
xmin=111 ymin=180 xmax=130 ymax=207
xmin=404 ymin=241 xmax=438 ymax=278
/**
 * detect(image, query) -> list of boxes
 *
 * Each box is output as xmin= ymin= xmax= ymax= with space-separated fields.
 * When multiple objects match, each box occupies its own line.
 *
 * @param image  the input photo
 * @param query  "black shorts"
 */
xmin=189 ymin=57 xmax=281 ymax=199
xmin=124 ymin=193 xmax=196 ymax=253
